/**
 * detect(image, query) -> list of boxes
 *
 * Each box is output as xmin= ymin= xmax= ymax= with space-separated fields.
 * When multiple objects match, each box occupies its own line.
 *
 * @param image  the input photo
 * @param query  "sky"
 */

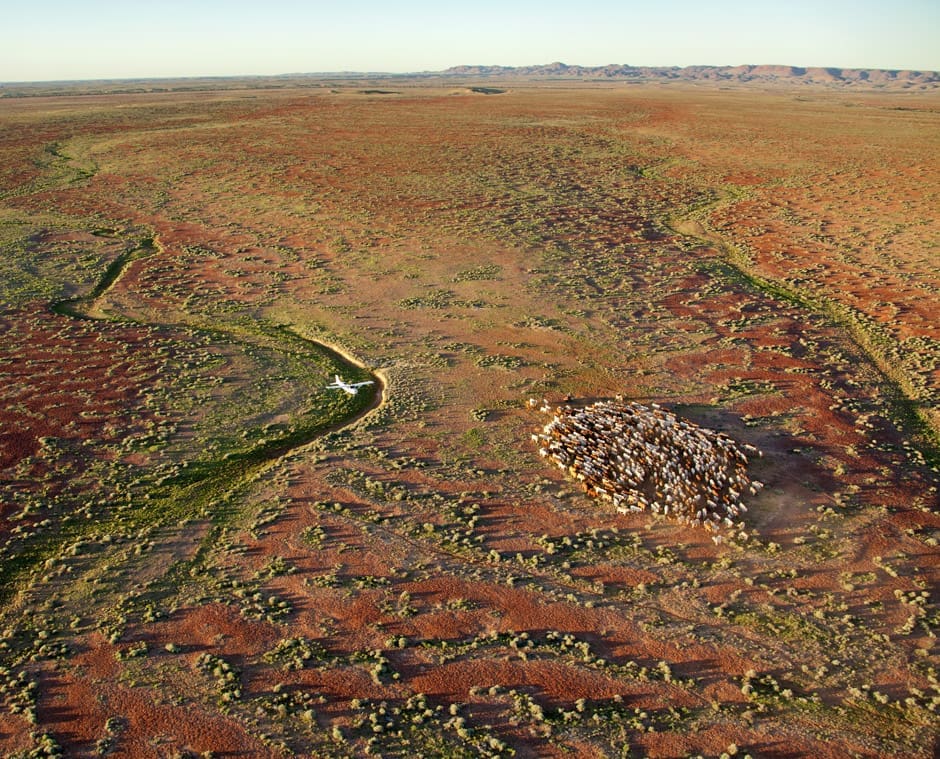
xmin=3 ymin=0 xmax=939 ymax=82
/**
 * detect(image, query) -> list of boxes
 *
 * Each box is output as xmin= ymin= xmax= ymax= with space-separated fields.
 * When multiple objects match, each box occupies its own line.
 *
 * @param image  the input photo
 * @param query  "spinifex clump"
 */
xmin=532 ymin=399 xmax=763 ymax=542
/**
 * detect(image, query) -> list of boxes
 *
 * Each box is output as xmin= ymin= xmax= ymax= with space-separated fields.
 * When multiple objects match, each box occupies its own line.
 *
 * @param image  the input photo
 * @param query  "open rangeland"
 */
xmin=0 ymin=82 xmax=937 ymax=757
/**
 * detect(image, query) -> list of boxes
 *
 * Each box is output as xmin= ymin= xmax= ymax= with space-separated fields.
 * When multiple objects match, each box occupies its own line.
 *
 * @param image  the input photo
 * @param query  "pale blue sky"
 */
xmin=3 ymin=0 xmax=938 ymax=82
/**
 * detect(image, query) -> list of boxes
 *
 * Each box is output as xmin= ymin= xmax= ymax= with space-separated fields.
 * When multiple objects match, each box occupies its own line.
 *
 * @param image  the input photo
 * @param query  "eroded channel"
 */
xmin=1 ymin=233 xmax=384 ymax=603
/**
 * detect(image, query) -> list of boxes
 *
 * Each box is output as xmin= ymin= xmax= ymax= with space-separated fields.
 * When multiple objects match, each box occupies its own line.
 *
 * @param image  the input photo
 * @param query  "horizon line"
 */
xmin=3 ymin=60 xmax=940 ymax=87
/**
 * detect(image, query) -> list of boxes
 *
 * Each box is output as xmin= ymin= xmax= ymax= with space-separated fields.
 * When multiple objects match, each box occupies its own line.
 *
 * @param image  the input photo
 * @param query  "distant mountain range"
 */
xmin=437 ymin=62 xmax=940 ymax=88
xmin=4 ymin=62 xmax=938 ymax=96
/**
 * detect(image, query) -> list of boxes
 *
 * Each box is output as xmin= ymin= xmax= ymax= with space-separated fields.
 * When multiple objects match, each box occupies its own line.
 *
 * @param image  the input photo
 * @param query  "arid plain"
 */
xmin=0 ymin=82 xmax=938 ymax=757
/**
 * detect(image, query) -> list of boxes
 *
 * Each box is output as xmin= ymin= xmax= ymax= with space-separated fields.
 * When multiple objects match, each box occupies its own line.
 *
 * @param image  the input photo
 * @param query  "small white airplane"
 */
xmin=325 ymin=374 xmax=374 ymax=395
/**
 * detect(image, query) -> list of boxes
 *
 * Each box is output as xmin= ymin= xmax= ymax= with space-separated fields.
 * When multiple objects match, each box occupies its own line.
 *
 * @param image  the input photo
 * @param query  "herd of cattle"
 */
xmin=530 ymin=398 xmax=763 ymax=542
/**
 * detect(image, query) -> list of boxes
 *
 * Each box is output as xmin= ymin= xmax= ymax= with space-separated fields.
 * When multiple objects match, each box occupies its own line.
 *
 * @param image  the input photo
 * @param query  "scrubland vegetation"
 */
xmin=0 ymin=82 xmax=937 ymax=757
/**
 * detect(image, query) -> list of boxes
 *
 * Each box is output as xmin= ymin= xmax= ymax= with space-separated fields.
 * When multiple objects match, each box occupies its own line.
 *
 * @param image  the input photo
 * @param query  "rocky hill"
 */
xmin=440 ymin=62 xmax=940 ymax=88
